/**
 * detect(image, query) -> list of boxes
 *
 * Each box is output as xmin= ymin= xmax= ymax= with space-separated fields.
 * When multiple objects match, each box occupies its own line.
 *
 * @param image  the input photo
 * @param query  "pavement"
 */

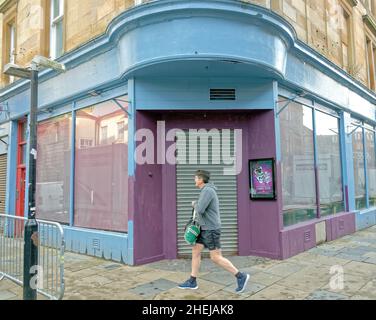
xmin=1 ymin=225 xmax=376 ymax=300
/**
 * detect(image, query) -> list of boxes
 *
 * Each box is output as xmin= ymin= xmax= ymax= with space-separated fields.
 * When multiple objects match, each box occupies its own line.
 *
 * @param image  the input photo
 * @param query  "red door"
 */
xmin=16 ymin=120 xmax=27 ymax=217
xmin=16 ymin=167 xmax=26 ymax=217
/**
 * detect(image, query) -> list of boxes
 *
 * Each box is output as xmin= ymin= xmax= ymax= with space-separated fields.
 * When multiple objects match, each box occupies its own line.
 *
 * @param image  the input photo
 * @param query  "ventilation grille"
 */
xmin=92 ymin=238 xmax=101 ymax=249
xmin=304 ymin=231 xmax=311 ymax=242
xmin=210 ymin=89 xmax=236 ymax=101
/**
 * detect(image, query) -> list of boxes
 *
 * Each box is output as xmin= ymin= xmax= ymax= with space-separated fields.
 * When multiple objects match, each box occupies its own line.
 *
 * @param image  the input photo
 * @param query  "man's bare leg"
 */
xmin=191 ymin=243 xmax=205 ymax=277
xmin=209 ymin=249 xmax=239 ymax=275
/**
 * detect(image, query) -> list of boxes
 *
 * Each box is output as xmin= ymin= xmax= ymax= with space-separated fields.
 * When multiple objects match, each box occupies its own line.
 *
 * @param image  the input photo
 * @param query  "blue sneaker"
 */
xmin=178 ymin=278 xmax=198 ymax=290
xmin=235 ymin=273 xmax=250 ymax=293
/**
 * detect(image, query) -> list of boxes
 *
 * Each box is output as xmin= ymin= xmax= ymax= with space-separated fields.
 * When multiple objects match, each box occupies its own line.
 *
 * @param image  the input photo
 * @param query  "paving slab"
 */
xmin=247 ymin=272 xmax=283 ymax=286
xmin=201 ymin=271 xmax=237 ymax=286
xmin=320 ymin=273 xmax=369 ymax=296
xmin=246 ymin=284 xmax=309 ymax=300
xmin=305 ymin=290 xmax=349 ymax=300
xmin=0 ymin=290 xmax=17 ymax=300
xmin=355 ymin=280 xmax=376 ymax=299
xmin=263 ymin=262 xmax=305 ymax=277
xmin=3 ymin=225 xmax=376 ymax=300
xmin=222 ymin=281 xmax=266 ymax=297
xmin=128 ymin=278 xmax=178 ymax=299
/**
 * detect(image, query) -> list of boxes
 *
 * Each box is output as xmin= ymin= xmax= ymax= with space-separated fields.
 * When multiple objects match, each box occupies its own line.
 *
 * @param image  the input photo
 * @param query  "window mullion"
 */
xmin=339 ymin=113 xmax=348 ymax=211
xmin=363 ymin=126 xmax=370 ymax=208
xmin=69 ymin=105 xmax=76 ymax=227
xmin=312 ymin=104 xmax=321 ymax=218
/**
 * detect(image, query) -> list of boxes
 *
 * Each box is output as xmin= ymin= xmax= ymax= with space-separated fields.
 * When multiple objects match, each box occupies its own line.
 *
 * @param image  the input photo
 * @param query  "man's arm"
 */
xmin=194 ymin=188 xmax=214 ymax=215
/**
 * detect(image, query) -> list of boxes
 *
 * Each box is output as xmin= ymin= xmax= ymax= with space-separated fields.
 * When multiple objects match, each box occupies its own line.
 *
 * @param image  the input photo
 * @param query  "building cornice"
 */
xmin=1 ymin=0 xmax=376 ymax=108
xmin=363 ymin=13 xmax=376 ymax=35
xmin=0 ymin=0 xmax=17 ymax=13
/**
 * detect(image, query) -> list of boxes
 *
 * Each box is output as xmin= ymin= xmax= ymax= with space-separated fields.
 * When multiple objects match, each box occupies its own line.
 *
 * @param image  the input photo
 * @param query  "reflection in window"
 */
xmin=74 ymin=96 xmax=129 ymax=232
xmin=280 ymin=101 xmax=317 ymax=226
xmin=315 ymin=111 xmax=344 ymax=216
xmin=36 ymin=114 xmax=71 ymax=224
xmin=365 ymin=127 xmax=376 ymax=207
xmin=352 ymin=123 xmax=366 ymax=210
xmin=117 ymin=121 xmax=125 ymax=142
xmin=100 ymin=126 xmax=108 ymax=144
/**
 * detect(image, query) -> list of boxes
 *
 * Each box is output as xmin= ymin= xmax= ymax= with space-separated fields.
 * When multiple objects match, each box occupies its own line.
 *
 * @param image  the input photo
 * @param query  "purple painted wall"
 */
xmin=134 ymin=111 xmax=164 ymax=265
xmin=164 ymin=112 xmax=254 ymax=259
xmin=325 ymin=212 xmax=356 ymax=242
xmin=246 ymin=111 xmax=281 ymax=259
xmin=280 ymin=212 xmax=356 ymax=259
xmin=133 ymin=110 xmax=356 ymax=265
xmin=134 ymin=110 xmax=283 ymax=264
xmin=280 ymin=222 xmax=316 ymax=259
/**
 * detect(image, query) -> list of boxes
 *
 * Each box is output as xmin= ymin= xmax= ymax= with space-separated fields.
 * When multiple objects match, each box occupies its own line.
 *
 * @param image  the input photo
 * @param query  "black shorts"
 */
xmin=196 ymin=229 xmax=221 ymax=251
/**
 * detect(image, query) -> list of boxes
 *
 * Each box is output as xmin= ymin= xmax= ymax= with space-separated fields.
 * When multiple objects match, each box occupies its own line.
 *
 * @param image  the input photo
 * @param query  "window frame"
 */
xmin=36 ymin=113 xmax=72 ymax=224
xmin=364 ymin=22 xmax=376 ymax=91
xmin=350 ymin=118 xmax=376 ymax=210
xmin=50 ymin=0 xmax=65 ymax=60
xmin=278 ymin=95 xmax=345 ymax=226
xmin=1 ymin=4 xmax=17 ymax=85
xmin=365 ymin=33 xmax=376 ymax=90
xmin=73 ymin=95 xmax=130 ymax=232
xmin=313 ymin=104 xmax=344 ymax=218
xmin=339 ymin=1 xmax=354 ymax=73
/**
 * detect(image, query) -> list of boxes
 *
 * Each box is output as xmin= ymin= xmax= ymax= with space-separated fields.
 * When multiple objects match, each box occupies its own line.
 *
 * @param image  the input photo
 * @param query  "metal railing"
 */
xmin=0 ymin=214 xmax=65 ymax=300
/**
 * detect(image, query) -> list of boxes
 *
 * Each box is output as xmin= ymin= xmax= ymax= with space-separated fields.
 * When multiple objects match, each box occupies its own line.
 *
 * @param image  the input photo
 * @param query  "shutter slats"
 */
xmin=176 ymin=130 xmax=238 ymax=257
xmin=0 ymin=154 xmax=7 ymax=214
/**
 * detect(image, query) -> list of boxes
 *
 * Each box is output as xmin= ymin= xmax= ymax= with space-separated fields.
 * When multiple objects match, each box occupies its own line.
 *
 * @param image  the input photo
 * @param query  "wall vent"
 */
xmin=92 ymin=238 xmax=101 ymax=249
xmin=304 ymin=230 xmax=311 ymax=242
xmin=210 ymin=89 xmax=236 ymax=101
xmin=339 ymin=220 xmax=345 ymax=230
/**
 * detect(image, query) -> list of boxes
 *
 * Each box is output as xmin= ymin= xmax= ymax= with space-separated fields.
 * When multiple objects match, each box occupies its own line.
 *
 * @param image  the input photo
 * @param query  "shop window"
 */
xmin=365 ymin=125 xmax=376 ymax=207
xmin=316 ymin=110 xmax=344 ymax=216
xmin=279 ymin=101 xmax=317 ymax=226
xmin=279 ymin=97 xmax=345 ymax=227
xmin=74 ymin=96 xmax=129 ymax=232
xmin=352 ymin=121 xmax=367 ymax=210
xmin=36 ymin=114 xmax=71 ymax=224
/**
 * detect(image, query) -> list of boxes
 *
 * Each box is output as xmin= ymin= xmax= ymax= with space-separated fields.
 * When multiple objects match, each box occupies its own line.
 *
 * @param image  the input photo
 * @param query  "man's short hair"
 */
xmin=195 ymin=170 xmax=210 ymax=183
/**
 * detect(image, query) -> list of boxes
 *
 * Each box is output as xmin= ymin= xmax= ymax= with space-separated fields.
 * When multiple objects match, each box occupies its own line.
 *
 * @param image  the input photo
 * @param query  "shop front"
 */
xmin=0 ymin=1 xmax=375 ymax=265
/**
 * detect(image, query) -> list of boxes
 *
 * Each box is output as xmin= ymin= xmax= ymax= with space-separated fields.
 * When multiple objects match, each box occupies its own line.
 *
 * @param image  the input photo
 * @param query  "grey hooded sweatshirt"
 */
xmin=194 ymin=183 xmax=221 ymax=230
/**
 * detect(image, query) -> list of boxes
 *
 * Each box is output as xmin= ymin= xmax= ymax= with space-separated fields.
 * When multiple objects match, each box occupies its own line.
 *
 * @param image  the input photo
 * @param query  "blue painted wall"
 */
xmin=135 ymin=77 xmax=274 ymax=110
xmin=63 ymin=226 xmax=129 ymax=263
xmin=356 ymin=209 xmax=376 ymax=230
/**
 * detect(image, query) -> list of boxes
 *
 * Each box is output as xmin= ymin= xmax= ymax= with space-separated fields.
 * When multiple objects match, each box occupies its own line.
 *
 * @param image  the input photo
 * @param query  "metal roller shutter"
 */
xmin=0 ymin=154 xmax=7 ymax=214
xmin=176 ymin=129 xmax=238 ymax=257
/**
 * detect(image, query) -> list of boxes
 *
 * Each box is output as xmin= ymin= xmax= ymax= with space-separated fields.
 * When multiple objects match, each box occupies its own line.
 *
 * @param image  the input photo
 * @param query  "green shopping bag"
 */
xmin=184 ymin=208 xmax=201 ymax=245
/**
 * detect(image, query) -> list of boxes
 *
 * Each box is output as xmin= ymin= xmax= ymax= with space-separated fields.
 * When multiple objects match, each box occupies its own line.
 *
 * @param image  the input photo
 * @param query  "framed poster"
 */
xmin=249 ymin=158 xmax=276 ymax=200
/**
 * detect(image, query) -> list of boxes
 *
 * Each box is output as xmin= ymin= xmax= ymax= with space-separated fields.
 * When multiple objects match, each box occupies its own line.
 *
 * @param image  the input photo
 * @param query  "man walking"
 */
xmin=178 ymin=170 xmax=250 ymax=293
